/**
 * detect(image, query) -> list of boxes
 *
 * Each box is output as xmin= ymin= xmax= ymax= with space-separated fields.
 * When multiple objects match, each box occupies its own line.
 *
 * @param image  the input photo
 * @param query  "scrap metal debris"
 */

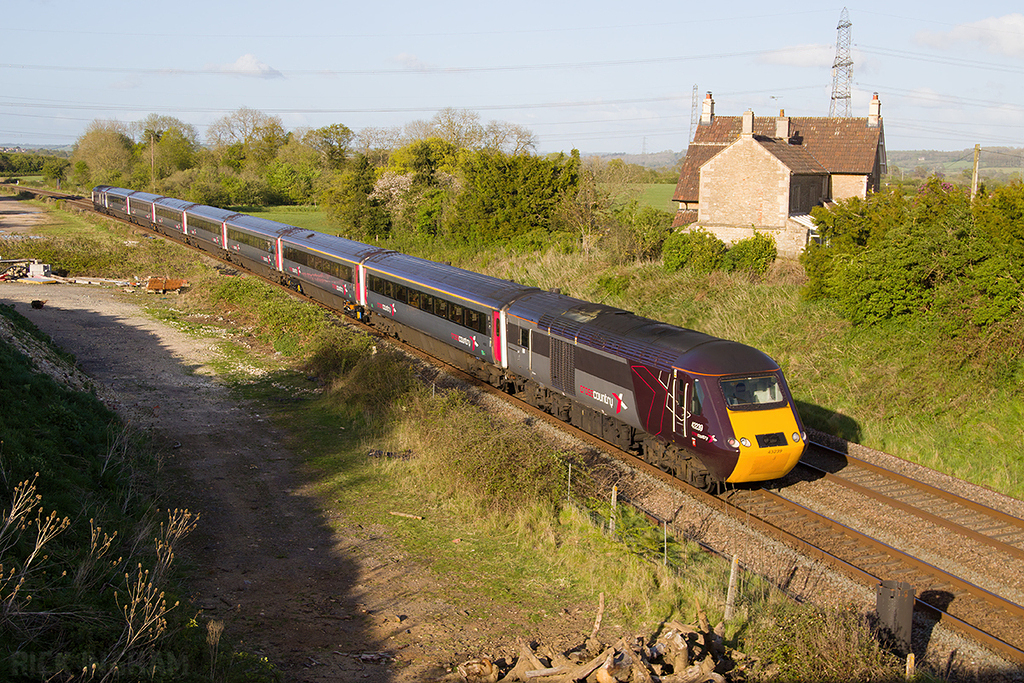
xmin=145 ymin=276 xmax=189 ymax=294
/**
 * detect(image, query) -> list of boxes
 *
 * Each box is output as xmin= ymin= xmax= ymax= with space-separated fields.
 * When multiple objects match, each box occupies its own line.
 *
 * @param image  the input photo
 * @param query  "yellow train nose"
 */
xmin=725 ymin=406 xmax=805 ymax=482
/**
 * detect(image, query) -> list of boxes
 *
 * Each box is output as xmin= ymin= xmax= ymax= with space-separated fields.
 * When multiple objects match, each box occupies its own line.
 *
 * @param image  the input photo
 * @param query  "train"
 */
xmin=92 ymin=185 xmax=806 ymax=489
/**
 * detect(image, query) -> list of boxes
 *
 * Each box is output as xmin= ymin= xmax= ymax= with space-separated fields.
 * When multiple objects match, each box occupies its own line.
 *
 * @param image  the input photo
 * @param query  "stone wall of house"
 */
xmin=686 ymin=222 xmax=807 ymax=259
xmin=698 ymin=137 xmax=788 ymax=229
xmin=832 ymin=173 xmax=869 ymax=201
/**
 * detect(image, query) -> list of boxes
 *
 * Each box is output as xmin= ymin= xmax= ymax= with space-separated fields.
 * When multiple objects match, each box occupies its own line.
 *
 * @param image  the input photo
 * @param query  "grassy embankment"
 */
xmin=0 ymin=190 xmax=935 ymax=681
xmin=260 ymin=193 xmax=1023 ymax=501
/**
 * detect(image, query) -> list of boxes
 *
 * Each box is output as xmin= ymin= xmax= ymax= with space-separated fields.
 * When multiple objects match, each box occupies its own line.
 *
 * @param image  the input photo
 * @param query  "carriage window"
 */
xmin=448 ymin=303 xmax=464 ymax=325
xmin=408 ymin=289 xmax=421 ymax=309
xmin=395 ymin=284 xmax=408 ymax=304
xmin=227 ymin=228 xmax=272 ymax=252
xmin=188 ymin=216 xmax=221 ymax=235
xmin=465 ymin=309 xmax=484 ymax=334
xmin=435 ymin=298 xmax=449 ymax=319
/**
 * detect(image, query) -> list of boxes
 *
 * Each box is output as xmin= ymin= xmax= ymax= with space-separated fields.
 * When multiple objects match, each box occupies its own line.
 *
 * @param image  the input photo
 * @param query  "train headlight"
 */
xmin=792 ymin=432 xmax=801 ymax=443
xmin=728 ymin=438 xmax=739 ymax=449
xmin=739 ymin=437 xmax=751 ymax=448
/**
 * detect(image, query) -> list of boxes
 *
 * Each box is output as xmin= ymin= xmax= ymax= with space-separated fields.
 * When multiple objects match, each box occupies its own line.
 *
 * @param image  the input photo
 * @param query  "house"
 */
xmin=672 ymin=92 xmax=886 ymax=257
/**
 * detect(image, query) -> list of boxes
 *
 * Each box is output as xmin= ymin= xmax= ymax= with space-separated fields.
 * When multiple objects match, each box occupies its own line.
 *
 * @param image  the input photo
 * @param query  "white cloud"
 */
xmin=916 ymin=14 xmax=1024 ymax=58
xmin=212 ymin=54 xmax=284 ymax=79
xmin=758 ymin=44 xmax=834 ymax=68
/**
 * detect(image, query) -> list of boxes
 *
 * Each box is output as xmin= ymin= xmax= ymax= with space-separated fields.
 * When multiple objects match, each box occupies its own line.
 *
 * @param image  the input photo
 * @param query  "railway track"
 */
xmin=9 ymin=182 xmax=1024 ymax=670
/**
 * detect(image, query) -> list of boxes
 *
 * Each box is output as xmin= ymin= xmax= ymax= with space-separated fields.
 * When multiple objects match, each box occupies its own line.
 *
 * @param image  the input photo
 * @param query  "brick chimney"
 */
xmin=700 ymin=92 xmax=715 ymax=125
xmin=742 ymin=109 xmax=754 ymax=137
xmin=868 ymin=92 xmax=881 ymax=127
xmin=775 ymin=109 xmax=790 ymax=139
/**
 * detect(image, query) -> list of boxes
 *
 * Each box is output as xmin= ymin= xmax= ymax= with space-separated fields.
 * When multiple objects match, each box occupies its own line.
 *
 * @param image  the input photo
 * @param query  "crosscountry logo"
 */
xmin=579 ymin=385 xmax=628 ymax=414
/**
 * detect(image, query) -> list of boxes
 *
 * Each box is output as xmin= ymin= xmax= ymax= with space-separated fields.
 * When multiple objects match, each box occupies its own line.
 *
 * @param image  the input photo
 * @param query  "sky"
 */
xmin=3 ymin=1 xmax=1024 ymax=157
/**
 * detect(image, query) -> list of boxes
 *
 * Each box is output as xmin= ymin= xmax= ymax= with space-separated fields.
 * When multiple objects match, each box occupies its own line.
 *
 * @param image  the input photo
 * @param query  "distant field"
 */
xmin=598 ymin=183 xmax=678 ymax=213
xmin=638 ymin=183 xmax=678 ymax=213
xmin=239 ymin=185 xmax=681 ymax=237
xmin=235 ymin=205 xmax=340 ymax=234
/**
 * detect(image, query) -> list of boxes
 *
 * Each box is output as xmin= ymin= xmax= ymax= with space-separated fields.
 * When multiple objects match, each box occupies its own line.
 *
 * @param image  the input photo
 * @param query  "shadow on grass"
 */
xmin=0 ymin=285 xmax=398 ymax=682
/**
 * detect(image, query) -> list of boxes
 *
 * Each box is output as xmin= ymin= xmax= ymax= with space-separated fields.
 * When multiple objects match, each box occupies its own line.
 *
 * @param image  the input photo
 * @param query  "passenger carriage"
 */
xmin=359 ymin=251 xmax=535 ymax=382
xmin=222 ymin=214 xmax=294 ymax=280
xmin=92 ymin=186 xmax=133 ymax=220
xmin=182 ymin=204 xmax=238 ymax=251
xmin=151 ymin=197 xmax=196 ymax=237
xmin=277 ymin=231 xmax=385 ymax=316
xmin=123 ymin=191 xmax=164 ymax=226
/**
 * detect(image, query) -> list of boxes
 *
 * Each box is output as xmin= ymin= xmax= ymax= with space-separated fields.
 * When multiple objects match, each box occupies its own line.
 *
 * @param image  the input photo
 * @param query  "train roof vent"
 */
xmin=561 ymin=304 xmax=604 ymax=323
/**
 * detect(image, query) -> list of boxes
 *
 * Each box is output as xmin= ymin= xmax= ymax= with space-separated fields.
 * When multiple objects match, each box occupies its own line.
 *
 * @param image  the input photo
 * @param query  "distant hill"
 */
xmin=887 ymin=147 xmax=1024 ymax=182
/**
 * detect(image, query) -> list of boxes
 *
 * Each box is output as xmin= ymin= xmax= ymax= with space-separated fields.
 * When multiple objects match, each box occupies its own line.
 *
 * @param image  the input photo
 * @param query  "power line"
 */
xmin=0 ymin=45 xmax=827 ymax=79
xmin=856 ymin=45 xmax=1024 ymax=76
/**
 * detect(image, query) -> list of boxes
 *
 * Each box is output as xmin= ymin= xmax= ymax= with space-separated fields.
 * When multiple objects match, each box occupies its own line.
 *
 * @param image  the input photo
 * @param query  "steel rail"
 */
xmin=793 ymin=457 xmax=1024 ymax=562
xmin=810 ymin=440 xmax=1024 ymax=532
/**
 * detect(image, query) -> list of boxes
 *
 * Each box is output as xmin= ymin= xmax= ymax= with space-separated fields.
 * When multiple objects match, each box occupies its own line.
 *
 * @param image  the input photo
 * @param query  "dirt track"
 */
xmin=0 ymin=281 xmax=469 ymax=682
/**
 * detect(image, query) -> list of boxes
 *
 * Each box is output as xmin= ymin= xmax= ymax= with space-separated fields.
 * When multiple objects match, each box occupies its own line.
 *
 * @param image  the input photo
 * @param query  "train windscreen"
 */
xmin=721 ymin=375 xmax=784 ymax=409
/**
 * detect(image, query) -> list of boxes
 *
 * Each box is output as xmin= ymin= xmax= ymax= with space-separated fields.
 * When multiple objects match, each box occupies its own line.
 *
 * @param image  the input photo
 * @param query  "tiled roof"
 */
xmin=756 ymin=137 xmax=828 ymax=175
xmin=671 ymin=209 xmax=698 ymax=228
xmin=672 ymin=115 xmax=883 ymax=203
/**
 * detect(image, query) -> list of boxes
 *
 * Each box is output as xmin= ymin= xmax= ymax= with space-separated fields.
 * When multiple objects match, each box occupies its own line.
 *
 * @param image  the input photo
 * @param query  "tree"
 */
xmin=42 ymin=158 xmax=71 ymax=189
xmin=322 ymin=155 xmax=391 ymax=238
xmin=612 ymin=202 xmax=674 ymax=262
xmin=72 ymin=120 xmax=135 ymax=185
xmin=301 ymin=123 xmax=354 ymax=170
xmin=443 ymin=149 xmax=580 ymax=243
xmin=206 ymin=107 xmax=286 ymax=171
xmin=430 ymin=108 xmax=484 ymax=148
xmin=482 ymin=121 xmax=536 ymax=155
xmin=356 ymin=126 xmax=401 ymax=166
xmin=133 ymin=116 xmax=200 ymax=188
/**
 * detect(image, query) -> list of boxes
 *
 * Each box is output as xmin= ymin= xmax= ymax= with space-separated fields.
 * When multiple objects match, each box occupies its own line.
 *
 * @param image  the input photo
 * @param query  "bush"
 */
xmin=747 ymin=601 xmax=903 ymax=682
xmin=663 ymin=228 xmax=726 ymax=273
xmin=408 ymin=390 xmax=575 ymax=513
xmin=721 ymin=232 xmax=777 ymax=275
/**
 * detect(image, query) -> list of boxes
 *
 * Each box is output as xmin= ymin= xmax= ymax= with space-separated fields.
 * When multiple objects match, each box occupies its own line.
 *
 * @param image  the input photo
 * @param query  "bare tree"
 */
xmin=483 ymin=121 xmax=536 ymax=155
xmin=401 ymin=118 xmax=436 ymax=145
xmin=206 ymin=106 xmax=286 ymax=168
xmin=206 ymin=106 xmax=283 ymax=149
xmin=430 ymin=108 xmax=484 ymax=148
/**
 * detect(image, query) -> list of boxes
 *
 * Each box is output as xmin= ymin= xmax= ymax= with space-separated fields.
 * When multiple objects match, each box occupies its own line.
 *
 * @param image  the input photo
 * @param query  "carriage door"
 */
xmin=685 ymin=378 xmax=711 ymax=447
xmin=672 ymin=369 xmax=685 ymax=436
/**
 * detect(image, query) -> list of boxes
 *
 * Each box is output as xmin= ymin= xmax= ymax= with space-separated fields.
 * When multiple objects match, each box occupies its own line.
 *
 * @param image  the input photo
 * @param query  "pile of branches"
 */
xmin=451 ymin=596 xmax=756 ymax=683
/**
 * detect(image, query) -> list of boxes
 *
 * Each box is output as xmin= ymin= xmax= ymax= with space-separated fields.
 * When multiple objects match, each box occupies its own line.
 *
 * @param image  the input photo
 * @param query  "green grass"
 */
xmin=637 ymin=183 xmax=678 ymax=212
xmin=228 ymin=205 xmax=338 ymax=233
